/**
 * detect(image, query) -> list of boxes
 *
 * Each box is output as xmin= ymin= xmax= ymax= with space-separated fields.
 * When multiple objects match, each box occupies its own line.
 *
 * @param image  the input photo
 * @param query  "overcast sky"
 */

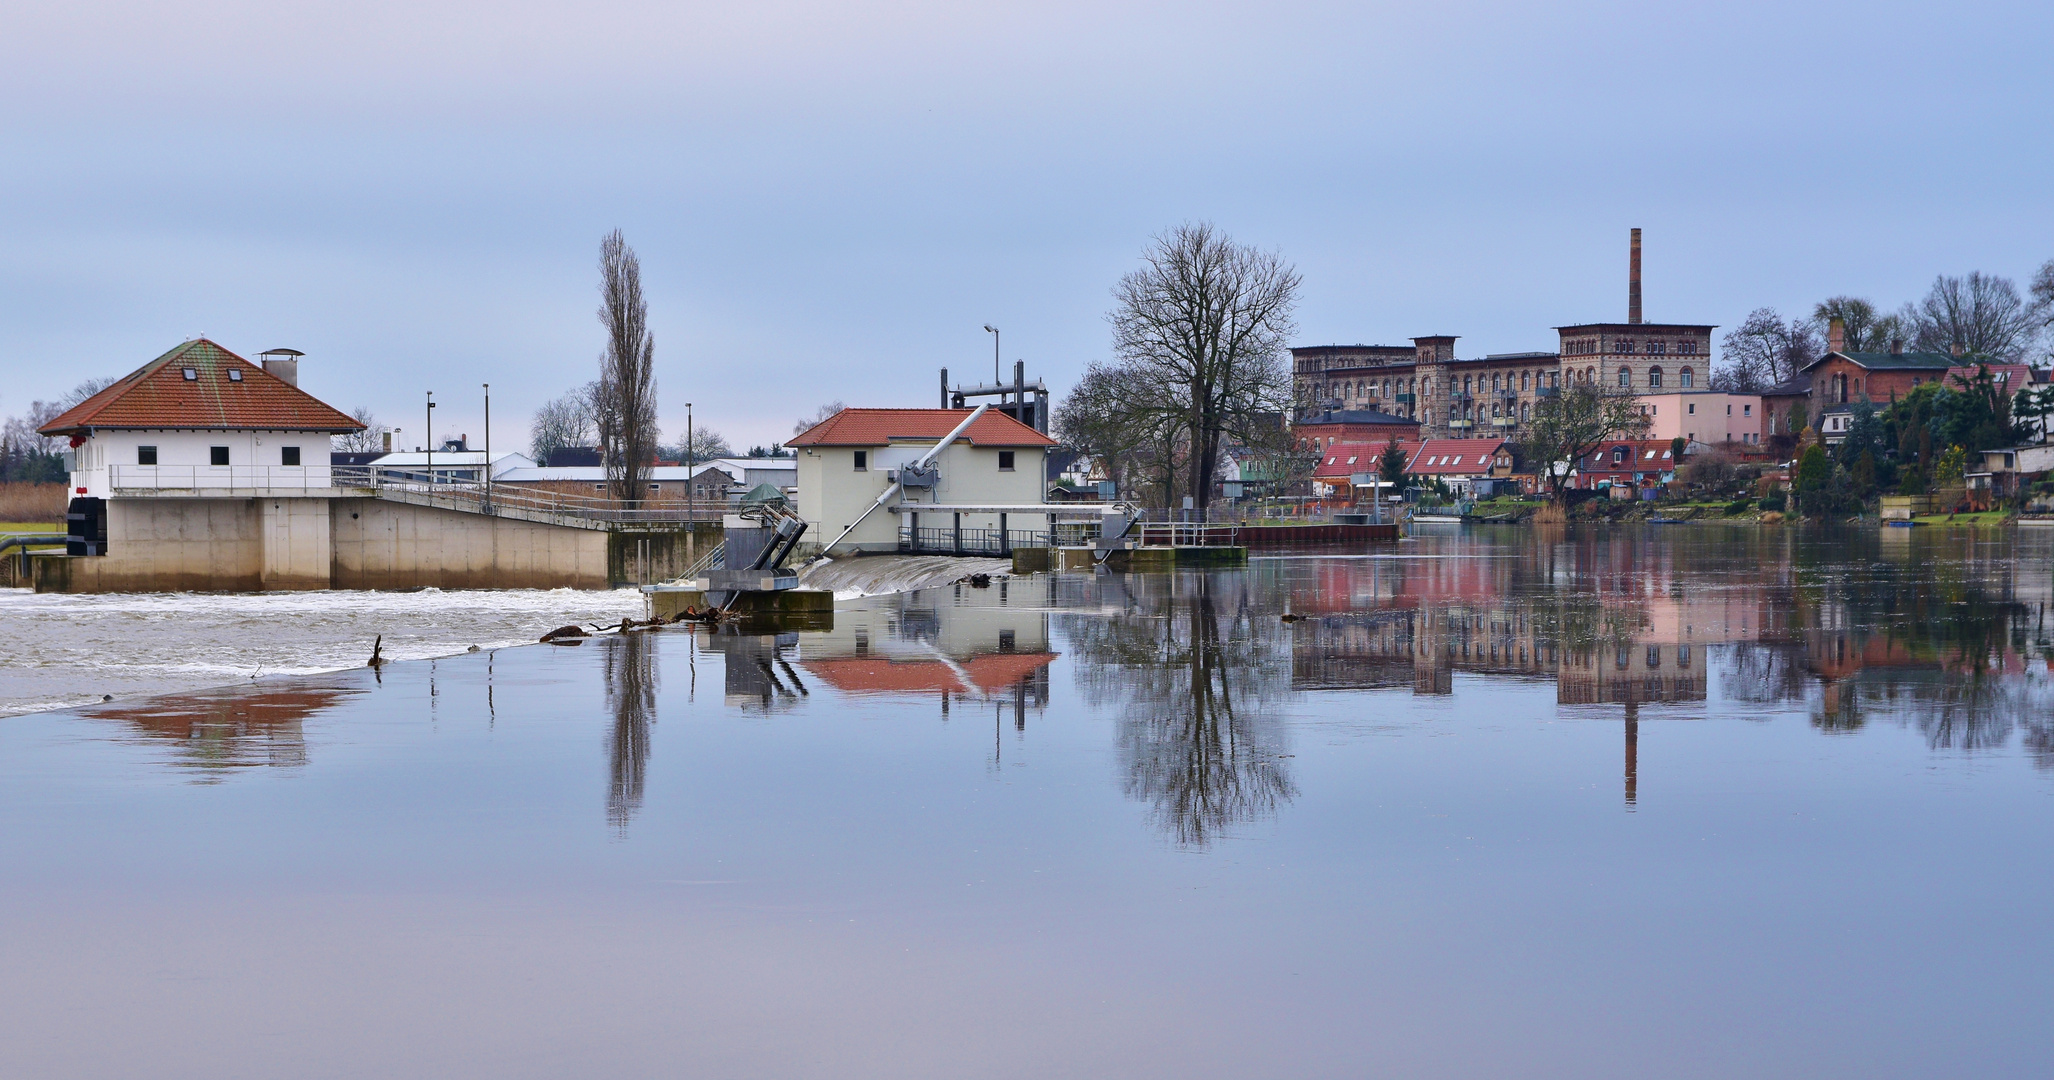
xmin=3 ymin=1 xmax=2049 ymax=452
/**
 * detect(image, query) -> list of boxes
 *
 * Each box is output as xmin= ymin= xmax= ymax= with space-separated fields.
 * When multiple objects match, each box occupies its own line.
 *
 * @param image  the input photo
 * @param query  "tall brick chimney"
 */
xmin=1827 ymin=316 xmax=1846 ymax=354
xmin=1628 ymin=228 xmax=1642 ymax=325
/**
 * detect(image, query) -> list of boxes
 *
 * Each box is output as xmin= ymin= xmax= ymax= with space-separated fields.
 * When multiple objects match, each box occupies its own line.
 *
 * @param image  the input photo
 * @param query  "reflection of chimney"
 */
xmin=1827 ymin=316 xmax=1846 ymax=354
xmin=1628 ymin=228 xmax=1643 ymax=325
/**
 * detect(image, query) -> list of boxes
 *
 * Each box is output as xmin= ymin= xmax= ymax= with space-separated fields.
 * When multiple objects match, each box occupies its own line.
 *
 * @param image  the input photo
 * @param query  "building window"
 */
xmin=853 ymin=450 xmax=868 ymax=471
xmin=1612 ymin=447 xmax=1627 ymax=464
xmin=1648 ymin=341 xmax=1666 ymax=355
xmin=1549 ymin=371 xmax=1559 ymax=388
xmin=138 ymin=446 xmax=158 ymax=465
xmin=1744 ymin=403 xmax=1753 ymax=416
xmin=998 ymin=450 xmax=1016 ymax=471
xmin=1520 ymin=402 xmax=1530 ymax=420
xmin=281 ymin=446 xmax=301 ymax=467
xmin=1648 ymin=367 xmax=1663 ymax=387
xmin=1679 ymin=342 xmax=1697 ymax=355
xmin=1584 ymin=367 xmax=1595 ymax=383
xmin=1679 ymin=367 xmax=1693 ymax=388
xmin=182 ymin=368 xmax=198 ymax=381
xmin=1521 ymin=371 xmax=1530 ymax=390
xmin=1617 ymin=367 xmax=1631 ymax=387
xmin=210 ymin=446 xmax=229 ymax=466
xmin=1688 ymin=403 xmax=1696 ymax=414
xmin=1614 ymin=340 xmax=1633 ymax=354
xmin=1647 ymin=646 xmax=1662 ymax=668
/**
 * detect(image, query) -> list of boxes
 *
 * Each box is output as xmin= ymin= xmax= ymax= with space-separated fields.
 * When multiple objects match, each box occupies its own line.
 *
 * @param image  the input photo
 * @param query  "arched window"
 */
xmin=1679 ymin=367 xmax=1694 ymax=388
xmin=1521 ymin=371 xmax=1531 ymax=390
xmin=1584 ymin=367 xmax=1595 ymax=383
xmin=1617 ymin=367 xmax=1631 ymax=387
xmin=1491 ymin=374 xmax=1501 ymax=391
xmin=1520 ymin=401 xmax=1530 ymax=420
xmin=1463 ymin=375 xmax=1472 ymax=394
xmin=1648 ymin=366 xmax=1663 ymax=388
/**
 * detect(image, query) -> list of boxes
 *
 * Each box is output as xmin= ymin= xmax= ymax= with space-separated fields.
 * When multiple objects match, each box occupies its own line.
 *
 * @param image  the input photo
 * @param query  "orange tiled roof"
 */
xmin=37 ymin=340 xmax=365 ymax=436
xmin=1313 ymin=441 xmax=1419 ymax=479
xmin=1406 ymin=438 xmax=1509 ymax=474
xmin=788 ymin=408 xmax=1056 ymax=448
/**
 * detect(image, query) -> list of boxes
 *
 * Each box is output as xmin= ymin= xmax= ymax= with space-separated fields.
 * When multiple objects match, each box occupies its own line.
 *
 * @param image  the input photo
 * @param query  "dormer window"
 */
xmin=182 ymin=368 xmax=198 ymax=380
xmin=228 ymin=369 xmax=243 ymax=382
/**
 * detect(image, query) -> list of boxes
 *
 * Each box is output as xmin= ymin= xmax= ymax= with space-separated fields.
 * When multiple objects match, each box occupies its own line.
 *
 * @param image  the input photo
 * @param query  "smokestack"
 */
xmin=1827 ymin=317 xmax=1846 ymax=354
xmin=1628 ymin=228 xmax=1642 ymax=325
xmin=258 ymin=347 xmax=303 ymax=388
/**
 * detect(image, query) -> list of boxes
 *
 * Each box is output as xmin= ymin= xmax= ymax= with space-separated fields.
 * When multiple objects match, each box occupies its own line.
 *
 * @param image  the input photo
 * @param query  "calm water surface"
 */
xmin=3 ymin=525 xmax=2051 ymax=1079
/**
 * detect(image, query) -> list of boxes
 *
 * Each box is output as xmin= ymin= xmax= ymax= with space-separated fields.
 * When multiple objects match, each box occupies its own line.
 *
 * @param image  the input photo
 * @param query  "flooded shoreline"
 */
xmin=4 ymin=525 xmax=2053 ymax=1078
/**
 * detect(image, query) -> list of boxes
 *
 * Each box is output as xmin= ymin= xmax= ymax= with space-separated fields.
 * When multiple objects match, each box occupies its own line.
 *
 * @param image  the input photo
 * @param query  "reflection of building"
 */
xmin=89 ymin=683 xmax=356 ymax=774
xmin=1556 ymin=642 xmax=1705 ymax=705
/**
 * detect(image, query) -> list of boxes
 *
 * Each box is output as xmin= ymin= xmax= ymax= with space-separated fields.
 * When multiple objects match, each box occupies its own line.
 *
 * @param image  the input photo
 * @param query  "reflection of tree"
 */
xmin=1068 ymin=575 xmax=1296 ymax=847
xmin=1722 ymin=643 xmax=1809 ymax=706
xmin=604 ymin=632 xmax=658 ymax=832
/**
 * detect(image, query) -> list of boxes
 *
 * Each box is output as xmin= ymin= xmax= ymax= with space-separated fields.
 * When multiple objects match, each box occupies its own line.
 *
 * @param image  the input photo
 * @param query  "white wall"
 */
xmin=798 ymin=442 xmax=1048 ymax=552
xmin=74 ymin=429 xmax=334 ymax=497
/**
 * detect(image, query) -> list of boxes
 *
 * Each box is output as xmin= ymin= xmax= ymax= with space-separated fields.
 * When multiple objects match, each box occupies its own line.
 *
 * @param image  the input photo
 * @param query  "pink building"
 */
xmin=1633 ymin=391 xmax=1763 ymax=447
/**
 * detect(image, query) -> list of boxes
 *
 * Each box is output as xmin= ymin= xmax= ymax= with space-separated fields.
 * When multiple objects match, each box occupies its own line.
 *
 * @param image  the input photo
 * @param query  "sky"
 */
xmin=2 ymin=0 xmax=2050 ymax=453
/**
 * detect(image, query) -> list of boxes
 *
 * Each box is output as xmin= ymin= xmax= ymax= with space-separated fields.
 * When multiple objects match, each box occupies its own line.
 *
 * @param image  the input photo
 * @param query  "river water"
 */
xmin=3 ymin=524 xmax=2052 ymax=1078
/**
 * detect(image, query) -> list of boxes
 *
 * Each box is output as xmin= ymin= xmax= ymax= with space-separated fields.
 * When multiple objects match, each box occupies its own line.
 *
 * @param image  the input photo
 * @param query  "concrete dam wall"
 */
xmin=34 ymin=496 xmax=640 ymax=593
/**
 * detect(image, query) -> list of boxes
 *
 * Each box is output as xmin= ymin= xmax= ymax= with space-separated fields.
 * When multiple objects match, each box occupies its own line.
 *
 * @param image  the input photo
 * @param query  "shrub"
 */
xmin=1725 ymin=497 xmax=1754 ymax=515
xmin=1758 ymin=491 xmax=1787 ymax=512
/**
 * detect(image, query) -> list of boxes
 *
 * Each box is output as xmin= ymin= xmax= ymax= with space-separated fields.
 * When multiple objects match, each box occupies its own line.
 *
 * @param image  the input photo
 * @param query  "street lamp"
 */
xmin=983 ymin=325 xmax=999 ymax=386
xmin=425 ymin=391 xmax=437 ymax=485
xmin=685 ymin=402 xmax=695 ymax=566
xmin=482 ymin=383 xmax=491 ymax=508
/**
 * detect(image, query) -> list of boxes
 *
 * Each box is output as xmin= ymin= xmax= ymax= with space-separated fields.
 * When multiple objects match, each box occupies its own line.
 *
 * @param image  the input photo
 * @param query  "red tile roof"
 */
xmin=788 ymin=408 xmax=1056 ymax=448
xmin=1946 ymin=363 xmax=2037 ymax=391
xmin=1404 ymin=439 xmax=1510 ymax=475
xmin=37 ymin=339 xmax=365 ymax=436
xmin=1313 ymin=438 xmax=1508 ymax=479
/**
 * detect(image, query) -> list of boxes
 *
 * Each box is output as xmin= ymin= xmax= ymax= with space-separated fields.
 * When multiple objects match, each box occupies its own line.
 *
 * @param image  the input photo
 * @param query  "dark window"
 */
xmin=137 ymin=446 xmax=158 ymax=465
xmin=210 ymin=446 xmax=229 ymax=466
xmin=280 ymin=446 xmax=301 ymax=467
xmin=853 ymin=450 xmax=867 ymax=471
xmin=998 ymin=451 xmax=1015 ymax=471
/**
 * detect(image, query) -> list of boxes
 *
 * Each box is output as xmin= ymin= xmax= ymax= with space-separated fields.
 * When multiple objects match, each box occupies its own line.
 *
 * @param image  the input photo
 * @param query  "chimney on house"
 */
xmin=1627 ymin=228 xmax=1643 ymax=324
xmin=1890 ymin=335 xmax=1904 ymax=356
xmin=1827 ymin=317 xmax=1846 ymax=354
xmin=258 ymin=347 xmax=304 ymax=388
xmin=1950 ymin=342 xmax=1965 ymax=358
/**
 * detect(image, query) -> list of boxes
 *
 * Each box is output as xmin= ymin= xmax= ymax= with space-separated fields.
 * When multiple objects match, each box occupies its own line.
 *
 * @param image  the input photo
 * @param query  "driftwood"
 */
xmin=540 ymin=624 xmax=589 ymax=644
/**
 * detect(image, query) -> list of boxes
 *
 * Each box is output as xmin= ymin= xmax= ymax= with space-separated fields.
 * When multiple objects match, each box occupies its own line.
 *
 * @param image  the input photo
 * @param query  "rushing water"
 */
xmin=3 ymin=524 xmax=2052 ymax=1079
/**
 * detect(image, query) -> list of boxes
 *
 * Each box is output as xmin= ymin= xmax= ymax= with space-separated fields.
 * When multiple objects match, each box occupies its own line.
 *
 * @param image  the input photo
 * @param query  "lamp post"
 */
xmin=425 ymin=391 xmax=436 ymax=486
xmin=482 ymin=383 xmax=491 ymax=509
xmin=685 ymin=402 xmax=695 ymax=566
xmin=983 ymin=325 xmax=999 ymax=387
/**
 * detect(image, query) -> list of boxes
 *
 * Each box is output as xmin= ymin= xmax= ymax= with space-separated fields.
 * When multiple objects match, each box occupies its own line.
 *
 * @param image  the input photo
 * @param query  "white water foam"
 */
xmin=0 ymin=586 xmax=648 ymax=717
xmin=797 ymin=554 xmax=1014 ymax=600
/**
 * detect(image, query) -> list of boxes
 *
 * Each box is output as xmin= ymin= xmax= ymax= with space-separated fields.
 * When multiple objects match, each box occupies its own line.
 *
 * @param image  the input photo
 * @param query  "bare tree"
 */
xmin=529 ymin=384 xmax=596 ymax=464
xmin=675 ymin=427 xmax=734 ymax=461
xmin=331 ymin=407 xmax=385 ymax=453
xmin=593 ymin=231 xmax=659 ymax=504
xmin=2030 ymin=259 xmax=2054 ymax=340
xmin=1056 ymin=360 xmax=1189 ymax=505
xmin=1519 ymin=381 xmax=1652 ymax=503
xmin=1906 ymin=271 xmax=2039 ymax=360
xmin=793 ymin=400 xmax=847 ymax=437
xmin=1717 ymin=308 xmax=1819 ymax=391
xmin=1108 ymin=223 xmax=1298 ymax=511
xmin=1811 ymin=296 xmax=1908 ymax=353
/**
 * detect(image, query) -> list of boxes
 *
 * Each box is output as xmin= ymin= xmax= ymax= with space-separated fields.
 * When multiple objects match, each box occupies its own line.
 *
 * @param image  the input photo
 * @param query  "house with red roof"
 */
xmin=1572 ymin=440 xmax=1678 ymax=492
xmin=788 ymin=407 xmax=1058 ymax=553
xmin=1311 ymin=438 xmax=1512 ymax=498
xmin=38 ymin=339 xmax=364 ymax=500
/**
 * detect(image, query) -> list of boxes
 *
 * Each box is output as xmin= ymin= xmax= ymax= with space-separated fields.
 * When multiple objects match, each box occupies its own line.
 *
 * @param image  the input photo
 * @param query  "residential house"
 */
xmin=1634 ymin=391 xmax=1763 ymax=447
xmin=1573 ymin=440 xmax=1678 ymax=493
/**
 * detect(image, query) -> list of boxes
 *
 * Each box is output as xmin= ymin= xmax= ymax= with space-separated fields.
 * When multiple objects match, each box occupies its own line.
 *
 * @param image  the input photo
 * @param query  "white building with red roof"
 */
xmin=38 ymin=339 xmax=365 ymax=499
xmin=788 ymin=408 xmax=1057 ymax=553
xmin=1311 ymin=438 xmax=1513 ymax=497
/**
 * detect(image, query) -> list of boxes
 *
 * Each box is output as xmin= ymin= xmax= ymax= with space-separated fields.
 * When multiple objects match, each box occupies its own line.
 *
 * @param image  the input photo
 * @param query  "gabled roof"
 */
xmin=788 ymin=408 xmax=1056 ymax=448
xmin=1294 ymin=409 xmax=1421 ymax=427
xmin=37 ymin=340 xmax=365 ymax=436
xmin=1800 ymin=349 xmax=1953 ymax=373
xmin=1314 ymin=438 xmax=1508 ymax=479
xmin=1579 ymin=440 xmax=1678 ymax=469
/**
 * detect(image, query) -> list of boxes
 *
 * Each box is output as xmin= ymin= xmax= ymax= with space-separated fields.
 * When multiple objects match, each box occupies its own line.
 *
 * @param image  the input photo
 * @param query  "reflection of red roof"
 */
xmin=803 ymin=652 xmax=1056 ymax=693
xmin=38 ymin=339 xmax=364 ymax=436
xmin=789 ymin=408 xmax=1055 ymax=448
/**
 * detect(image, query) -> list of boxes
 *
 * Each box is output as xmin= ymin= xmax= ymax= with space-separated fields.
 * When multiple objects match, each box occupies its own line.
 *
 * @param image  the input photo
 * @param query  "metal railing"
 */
xmin=109 ymin=464 xmax=725 ymax=524
xmin=1136 ymin=522 xmax=1241 ymax=547
xmin=899 ymin=525 xmax=1051 ymax=556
